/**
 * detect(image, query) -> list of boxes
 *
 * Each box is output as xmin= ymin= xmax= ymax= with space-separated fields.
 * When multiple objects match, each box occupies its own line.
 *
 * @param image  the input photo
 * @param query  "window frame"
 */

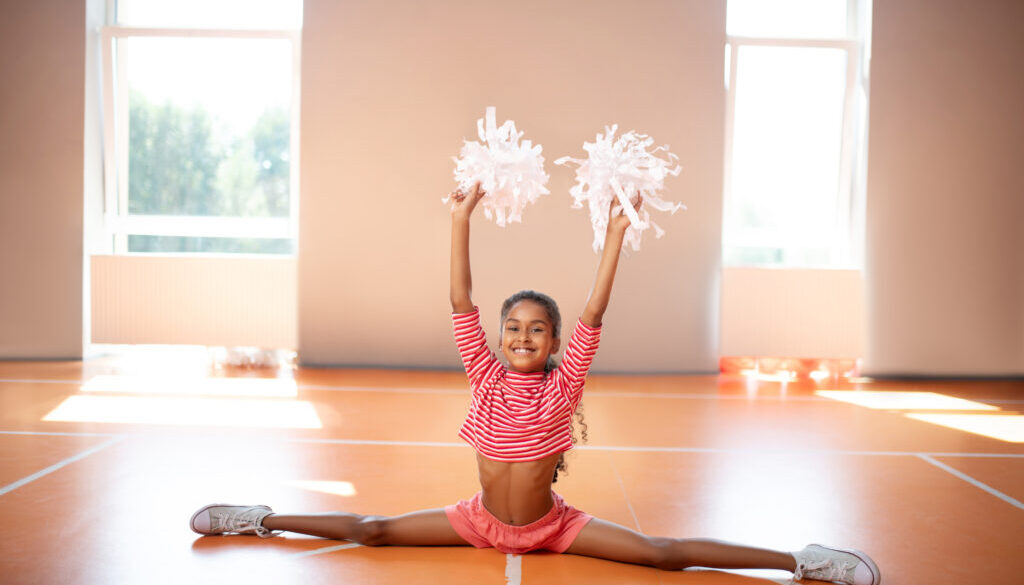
xmin=100 ymin=25 xmax=302 ymax=255
xmin=722 ymin=2 xmax=869 ymax=269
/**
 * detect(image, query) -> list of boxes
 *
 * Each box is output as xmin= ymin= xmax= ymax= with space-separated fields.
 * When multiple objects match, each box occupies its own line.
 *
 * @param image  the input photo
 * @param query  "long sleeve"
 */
xmin=553 ymin=319 xmax=602 ymax=409
xmin=452 ymin=308 xmax=502 ymax=389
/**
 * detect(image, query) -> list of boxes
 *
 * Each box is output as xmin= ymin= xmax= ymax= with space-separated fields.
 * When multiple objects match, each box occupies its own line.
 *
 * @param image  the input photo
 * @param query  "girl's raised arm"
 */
xmin=449 ymin=182 xmax=485 ymax=313
xmin=580 ymin=197 xmax=639 ymax=328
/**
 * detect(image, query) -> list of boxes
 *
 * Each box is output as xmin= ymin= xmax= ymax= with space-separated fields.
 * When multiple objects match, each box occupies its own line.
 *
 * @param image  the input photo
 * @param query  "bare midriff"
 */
xmin=476 ymin=451 xmax=562 ymax=526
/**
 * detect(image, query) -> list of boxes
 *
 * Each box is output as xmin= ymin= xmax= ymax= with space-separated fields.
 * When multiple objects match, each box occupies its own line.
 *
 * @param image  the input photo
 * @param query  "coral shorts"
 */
xmin=445 ymin=491 xmax=592 ymax=554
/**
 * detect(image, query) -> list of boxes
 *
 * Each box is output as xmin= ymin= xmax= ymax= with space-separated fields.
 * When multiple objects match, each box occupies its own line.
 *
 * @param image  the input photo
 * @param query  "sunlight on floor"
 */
xmin=82 ymin=374 xmax=297 ymax=397
xmin=905 ymin=413 xmax=1024 ymax=443
xmin=815 ymin=390 xmax=1000 ymax=411
xmin=43 ymin=395 xmax=321 ymax=428
xmin=816 ymin=390 xmax=1022 ymax=443
xmin=284 ymin=480 xmax=358 ymax=497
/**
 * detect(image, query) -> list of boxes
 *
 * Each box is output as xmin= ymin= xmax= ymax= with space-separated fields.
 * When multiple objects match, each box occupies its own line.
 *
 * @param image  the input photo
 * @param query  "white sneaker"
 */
xmin=190 ymin=504 xmax=276 ymax=538
xmin=792 ymin=544 xmax=881 ymax=585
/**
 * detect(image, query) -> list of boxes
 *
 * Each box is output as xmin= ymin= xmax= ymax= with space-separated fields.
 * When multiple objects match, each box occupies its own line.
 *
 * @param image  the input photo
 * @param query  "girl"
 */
xmin=191 ymin=182 xmax=881 ymax=585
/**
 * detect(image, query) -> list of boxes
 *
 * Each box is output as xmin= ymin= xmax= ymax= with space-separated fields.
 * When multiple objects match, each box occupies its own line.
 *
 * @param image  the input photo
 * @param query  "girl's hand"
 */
xmin=450 ymin=181 xmax=485 ymax=221
xmin=609 ymin=193 xmax=642 ymax=233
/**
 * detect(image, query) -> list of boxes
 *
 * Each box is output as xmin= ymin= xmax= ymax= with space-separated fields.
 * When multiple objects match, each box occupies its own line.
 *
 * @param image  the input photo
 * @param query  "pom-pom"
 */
xmin=449 ymin=107 xmax=550 ymax=226
xmin=555 ymin=125 xmax=684 ymax=251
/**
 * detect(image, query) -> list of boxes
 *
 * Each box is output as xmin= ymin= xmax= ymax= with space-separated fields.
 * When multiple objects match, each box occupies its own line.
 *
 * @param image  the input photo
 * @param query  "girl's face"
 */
xmin=500 ymin=300 xmax=561 ymax=373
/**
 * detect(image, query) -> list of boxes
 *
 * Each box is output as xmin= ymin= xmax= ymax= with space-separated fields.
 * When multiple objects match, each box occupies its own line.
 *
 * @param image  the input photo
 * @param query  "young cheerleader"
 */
xmin=191 ymin=182 xmax=881 ymax=585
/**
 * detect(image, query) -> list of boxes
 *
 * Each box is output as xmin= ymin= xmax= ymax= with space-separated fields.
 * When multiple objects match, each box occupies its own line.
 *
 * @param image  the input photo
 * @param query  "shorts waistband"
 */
xmin=478 ymin=492 xmax=563 ymax=532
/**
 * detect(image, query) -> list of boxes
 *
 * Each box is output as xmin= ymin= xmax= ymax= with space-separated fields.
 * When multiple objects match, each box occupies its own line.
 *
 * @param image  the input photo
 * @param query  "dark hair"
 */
xmin=499 ymin=290 xmax=586 ymax=484
xmin=553 ymin=406 xmax=588 ymax=484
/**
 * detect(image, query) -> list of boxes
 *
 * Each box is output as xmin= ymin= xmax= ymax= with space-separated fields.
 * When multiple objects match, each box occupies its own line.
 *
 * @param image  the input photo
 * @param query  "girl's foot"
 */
xmin=792 ymin=544 xmax=881 ymax=585
xmin=190 ymin=504 xmax=276 ymax=538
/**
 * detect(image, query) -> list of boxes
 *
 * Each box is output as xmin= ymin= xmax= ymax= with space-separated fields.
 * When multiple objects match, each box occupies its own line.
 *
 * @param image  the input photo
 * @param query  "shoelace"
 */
xmin=213 ymin=509 xmax=272 ymax=537
xmin=793 ymin=558 xmax=854 ymax=583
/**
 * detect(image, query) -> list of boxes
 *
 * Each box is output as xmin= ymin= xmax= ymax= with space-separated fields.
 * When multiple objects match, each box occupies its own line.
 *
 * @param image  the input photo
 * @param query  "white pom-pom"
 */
xmin=449 ymin=107 xmax=550 ymax=226
xmin=555 ymin=125 xmax=685 ymax=251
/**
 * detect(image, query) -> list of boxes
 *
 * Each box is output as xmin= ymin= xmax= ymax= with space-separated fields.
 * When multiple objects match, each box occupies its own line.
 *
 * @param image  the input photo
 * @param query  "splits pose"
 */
xmin=191 ymin=182 xmax=881 ymax=585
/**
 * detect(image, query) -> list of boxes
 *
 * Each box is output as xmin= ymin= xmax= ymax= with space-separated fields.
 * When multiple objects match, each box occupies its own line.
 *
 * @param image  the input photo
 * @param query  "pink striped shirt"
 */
xmin=452 ymin=308 xmax=602 ymax=462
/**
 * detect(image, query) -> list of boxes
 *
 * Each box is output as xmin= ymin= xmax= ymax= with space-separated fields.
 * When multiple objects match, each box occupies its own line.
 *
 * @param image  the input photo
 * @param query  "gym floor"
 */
xmin=1 ymin=354 xmax=1021 ymax=585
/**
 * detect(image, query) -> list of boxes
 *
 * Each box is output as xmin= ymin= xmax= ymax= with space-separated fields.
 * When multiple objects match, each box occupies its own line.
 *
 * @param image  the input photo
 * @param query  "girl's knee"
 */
xmin=352 ymin=515 xmax=390 ymax=546
xmin=644 ymin=537 xmax=682 ymax=570
xmin=649 ymin=538 xmax=693 ymax=571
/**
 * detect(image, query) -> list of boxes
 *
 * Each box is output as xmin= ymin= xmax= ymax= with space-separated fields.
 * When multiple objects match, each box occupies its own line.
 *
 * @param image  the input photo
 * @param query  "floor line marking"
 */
xmin=505 ymin=554 xmax=522 ymax=585
xmin=0 ymin=430 xmax=123 ymax=438
xmin=6 ymin=377 xmax=1024 ymax=405
xmin=2 ymin=432 xmax=1015 ymax=461
xmin=300 ymin=384 xmax=465 ymax=395
xmin=289 ymin=542 xmax=361 ymax=558
xmin=917 ymin=454 xmax=1024 ymax=510
xmin=0 ymin=430 xmax=1021 ymax=459
xmin=290 ymin=438 xmax=469 ymax=449
xmin=608 ymin=452 xmax=643 ymax=533
xmin=0 ymin=378 xmax=83 ymax=385
xmin=287 ymin=437 xmax=1024 ymax=458
xmin=0 ymin=436 xmax=124 ymax=497
xmin=299 ymin=385 xmax=1024 ymax=404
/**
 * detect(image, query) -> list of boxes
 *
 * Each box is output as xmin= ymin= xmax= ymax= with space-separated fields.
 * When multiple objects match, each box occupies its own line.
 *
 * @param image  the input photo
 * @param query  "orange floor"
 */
xmin=0 ymin=354 xmax=1021 ymax=585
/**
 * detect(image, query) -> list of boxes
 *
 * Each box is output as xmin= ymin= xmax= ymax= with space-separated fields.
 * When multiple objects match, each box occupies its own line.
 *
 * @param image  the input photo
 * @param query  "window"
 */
xmin=723 ymin=0 xmax=871 ymax=268
xmin=101 ymin=0 xmax=302 ymax=254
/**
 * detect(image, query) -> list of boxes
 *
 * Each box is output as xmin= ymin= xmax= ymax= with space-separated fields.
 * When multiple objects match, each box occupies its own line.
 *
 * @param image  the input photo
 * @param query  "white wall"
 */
xmin=864 ymin=0 xmax=1024 ymax=376
xmin=298 ymin=0 xmax=726 ymax=372
xmin=0 ymin=1 xmax=86 ymax=359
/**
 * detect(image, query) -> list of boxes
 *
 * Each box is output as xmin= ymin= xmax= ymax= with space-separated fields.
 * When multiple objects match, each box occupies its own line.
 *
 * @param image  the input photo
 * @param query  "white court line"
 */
xmin=0 ymin=430 xmax=121 ymax=437
xmin=0 ymin=436 xmax=123 ymax=497
xmin=0 ymin=378 xmax=83 ymax=385
xmin=290 ymin=438 xmax=468 ymax=449
xmin=1 ymin=430 xmax=1022 ymax=459
xmin=608 ymin=453 xmax=642 ymax=533
xmin=6 ymin=377 xmax=1024 ymax=405
xmin=300 ymin=384 xmax=465 ymax=395
xmin=289 ymin=542 xmax=361 ymax=558
xmin=504 ymin=554 xmax=522 ymax=585
xmin=917 ymin=454 xmax=1024 ymax=510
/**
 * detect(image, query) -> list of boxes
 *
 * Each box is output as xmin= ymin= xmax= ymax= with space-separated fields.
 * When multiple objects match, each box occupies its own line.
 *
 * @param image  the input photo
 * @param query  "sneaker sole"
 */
xmin=810 ymin=544 xmax=881 ymax=585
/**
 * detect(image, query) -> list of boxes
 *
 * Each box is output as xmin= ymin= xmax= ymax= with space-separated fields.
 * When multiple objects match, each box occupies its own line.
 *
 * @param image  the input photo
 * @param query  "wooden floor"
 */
xmin=1 ymin=353 xmax=1022 ymax=585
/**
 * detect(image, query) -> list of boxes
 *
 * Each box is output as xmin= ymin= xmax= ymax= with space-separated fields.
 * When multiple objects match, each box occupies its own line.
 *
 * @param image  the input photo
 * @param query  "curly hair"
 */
xmin=553 ymin=404 xmax=588 ymax=484
xmin=499 ymin=290 xmax=587 ymax=484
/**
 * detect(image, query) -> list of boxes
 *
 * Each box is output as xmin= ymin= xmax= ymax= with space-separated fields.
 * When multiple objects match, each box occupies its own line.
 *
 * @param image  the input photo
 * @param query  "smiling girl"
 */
xmin=190 ymin=181 xmax=880 ymax=585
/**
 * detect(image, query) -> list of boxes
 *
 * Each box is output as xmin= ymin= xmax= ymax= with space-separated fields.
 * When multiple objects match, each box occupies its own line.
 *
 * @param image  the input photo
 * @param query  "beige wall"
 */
xmin=721 ymin=268 xmax=865 ymax=359
xmin=91 ymin=255 xmax=297 ymax=348
xmin=299 ymin=0 xmax=726 ymax=372
xmin=0 ymin=1 xmax=86 ymax=359
xmin=865 ymin=0 xmax=1024 ymax=376
xmin=8 ymin=1 xmax=1020 ymax=376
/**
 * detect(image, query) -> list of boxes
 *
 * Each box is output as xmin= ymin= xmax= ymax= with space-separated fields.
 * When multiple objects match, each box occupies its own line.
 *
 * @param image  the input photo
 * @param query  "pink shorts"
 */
xmin=445 ymin=491 xmax=592 ymax=554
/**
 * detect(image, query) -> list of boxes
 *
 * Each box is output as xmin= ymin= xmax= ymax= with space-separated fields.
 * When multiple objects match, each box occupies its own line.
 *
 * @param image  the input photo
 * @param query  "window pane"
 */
xmin=128 ymin=235 xmax=293 ymax=254
xmin=117 ymin=0 xmax=303 ymax=29
xmin=122 ymin=36 xmax=293 ymax=218
xmin=727 ymin=0 xmax=848 ymax=39
xmin=725 ymin=46 xmax=848 ymax=265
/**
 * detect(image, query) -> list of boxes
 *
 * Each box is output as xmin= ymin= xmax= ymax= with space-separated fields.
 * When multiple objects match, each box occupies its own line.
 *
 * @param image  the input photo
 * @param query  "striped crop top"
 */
xmin=452 ymin=307 xmax=602 ymax=462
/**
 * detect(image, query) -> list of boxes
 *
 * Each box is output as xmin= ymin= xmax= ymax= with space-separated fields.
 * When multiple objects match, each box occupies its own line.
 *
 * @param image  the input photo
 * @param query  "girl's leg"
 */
xmin=565 ymin=517 xmax=795 ymax=572
xmin=262 ymin=508 xmax=470 ymax=547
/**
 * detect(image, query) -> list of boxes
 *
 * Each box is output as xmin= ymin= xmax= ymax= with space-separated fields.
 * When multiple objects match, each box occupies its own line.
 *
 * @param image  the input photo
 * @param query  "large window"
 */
xmin=723 ymin=0 xmax=871 ymax=268
xmin=101 ymin=0 xmax=302 ymax=254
